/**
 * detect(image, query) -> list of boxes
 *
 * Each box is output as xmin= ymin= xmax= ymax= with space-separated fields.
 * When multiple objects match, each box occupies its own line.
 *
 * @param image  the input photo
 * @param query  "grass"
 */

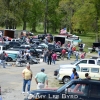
xmin=75 ymin=32 xmax=96 ymax=52
xmin=49 ymin=78 xmax=63 ymax=88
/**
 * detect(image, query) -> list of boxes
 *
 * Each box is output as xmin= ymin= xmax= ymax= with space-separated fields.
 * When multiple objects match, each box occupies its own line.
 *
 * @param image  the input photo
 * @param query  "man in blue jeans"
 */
xmin=22 ymin=63 xmax=33 ymax=94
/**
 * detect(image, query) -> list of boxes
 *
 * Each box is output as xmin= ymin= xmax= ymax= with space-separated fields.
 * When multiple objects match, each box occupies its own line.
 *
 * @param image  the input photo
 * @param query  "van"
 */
xmin=54 ymin=35 xmax=81 ymax=46
xmin=57 ymin=64 xmax=100 ymax=84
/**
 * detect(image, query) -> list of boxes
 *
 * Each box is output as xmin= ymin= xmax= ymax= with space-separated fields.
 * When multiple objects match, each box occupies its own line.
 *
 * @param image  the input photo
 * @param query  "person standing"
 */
xmin=85 ymin=73 xmax=91 ymax=79
xmin=67 ymin=48 xmax=71 ymax=60
xmin=35 ymin=68 xmax=48 ymax=89
xmin=75 ymin=50 xmax=79 ymax=61
xmin=43 ymin=48 xmax=48 ymax=63
xmin=61 ymin=48 xmax=66 ymax=60
xmin=22 ymin=63 xmax=33 ymax=93
xmin=70 ymin=68 xmax=79 ymax=80
xmin=52 ymin=52 xmax=57 ymax=64
xmin=0 ymin=51 xmax=6 ymax=68
xmin=47 ymin=50 xmax=52 ymax=65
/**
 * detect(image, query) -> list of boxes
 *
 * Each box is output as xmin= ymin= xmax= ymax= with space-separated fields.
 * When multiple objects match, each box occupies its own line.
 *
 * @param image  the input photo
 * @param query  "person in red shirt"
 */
xmin=52 ymin=52 xmax=57 ymax=64
xmin=61 ymin=49 xmax=66 ymax=60
xmin=72 ymin=46 xmax=76 ymax=54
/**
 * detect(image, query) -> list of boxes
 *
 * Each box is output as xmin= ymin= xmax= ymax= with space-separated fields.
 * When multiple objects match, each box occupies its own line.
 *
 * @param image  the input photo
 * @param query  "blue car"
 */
xmin=6 ymin=53 xmax=18 ymax=62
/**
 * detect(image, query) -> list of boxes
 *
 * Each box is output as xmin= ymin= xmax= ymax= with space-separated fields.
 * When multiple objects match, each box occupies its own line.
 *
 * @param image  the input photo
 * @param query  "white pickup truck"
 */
xmin=0 ymin=45 xmax=19 ymax=54
xmin=54 ymin=58 xmax=100 ymax=77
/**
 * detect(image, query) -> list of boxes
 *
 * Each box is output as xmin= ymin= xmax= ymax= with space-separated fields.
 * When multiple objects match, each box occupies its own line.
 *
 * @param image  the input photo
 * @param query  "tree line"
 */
xmin=0 ymin=0 xmax=100 ymax=40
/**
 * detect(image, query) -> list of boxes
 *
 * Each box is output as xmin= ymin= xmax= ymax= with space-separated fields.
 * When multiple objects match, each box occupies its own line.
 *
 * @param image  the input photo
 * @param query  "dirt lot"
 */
xmin=0 ymin=59 xmax=73 ymax=100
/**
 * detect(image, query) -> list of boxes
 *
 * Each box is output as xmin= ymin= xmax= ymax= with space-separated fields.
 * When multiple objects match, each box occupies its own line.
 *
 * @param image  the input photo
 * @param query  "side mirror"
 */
xmin=65 ymin=88 xmax=68 ymax=94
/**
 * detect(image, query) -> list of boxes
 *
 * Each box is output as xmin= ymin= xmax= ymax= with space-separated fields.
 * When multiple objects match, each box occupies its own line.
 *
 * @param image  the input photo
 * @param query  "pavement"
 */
xmin=0 ymin=59 xmax=74 ymax=100
xmin=0 ymin=52 xmax=98 ymax=100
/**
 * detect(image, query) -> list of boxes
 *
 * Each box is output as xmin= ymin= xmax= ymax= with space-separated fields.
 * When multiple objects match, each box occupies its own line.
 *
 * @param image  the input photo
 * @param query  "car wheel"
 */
xmin=63 ymin=77 xmax=70 ymax=84
xmin=6 ymin=57 xmax=12 ymax=62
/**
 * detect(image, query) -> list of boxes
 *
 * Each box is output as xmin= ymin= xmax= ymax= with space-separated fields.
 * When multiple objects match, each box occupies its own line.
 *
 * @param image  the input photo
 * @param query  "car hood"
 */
xmin=59 ymin=64 xmax=75 ymax=69
xmin=30 ymin=88 xmax=57 ymax=94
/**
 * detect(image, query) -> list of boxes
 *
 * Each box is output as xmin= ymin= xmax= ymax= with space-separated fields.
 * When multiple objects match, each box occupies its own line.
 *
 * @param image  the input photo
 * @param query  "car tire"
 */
xmin=63 ymin=77 xmax=70 ymax=84
xmin=6 ymin=57 xmax=12 ymax=62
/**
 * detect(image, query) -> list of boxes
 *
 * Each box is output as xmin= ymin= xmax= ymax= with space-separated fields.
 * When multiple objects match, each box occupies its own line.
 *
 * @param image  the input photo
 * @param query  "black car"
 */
xmin=8 ymin=41 xmax=21 ymax=48
xmin=24 ymin=79 xmax=100 ymax=100
xmin=48 ymin=44 xmax=66 ymax=53
xmin=38 ymin=34 xmax=53 ymax=41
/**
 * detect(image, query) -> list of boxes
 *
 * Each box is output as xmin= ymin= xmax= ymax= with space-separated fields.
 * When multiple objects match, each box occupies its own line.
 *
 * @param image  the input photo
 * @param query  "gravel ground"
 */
xmin=0 ymin=59 xmax=73 ymax=100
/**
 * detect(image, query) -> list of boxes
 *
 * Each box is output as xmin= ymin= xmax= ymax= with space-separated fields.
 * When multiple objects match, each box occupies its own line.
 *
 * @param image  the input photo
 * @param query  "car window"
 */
xmin=68 ymin=83 xmax=89 ymax=96
xmin=76 ymin=65 xmax=80 ymax=71
xmin=91 ymin=68 xmax=99 ymax=73
xmin=15 ymin=43 xmax=20 ymax=46
xmin=97 ymin=60 xmax=100 ymax=65
xmin=89 ymin=60 xmax=95 ymax=64
xmin=89 ymin=84 xmax=100 ymax=97
xmin=78 ymin=60 xmax=87 ymax=64
xmin=12 ymin=40 xmax=15 ymax=42
xmin=9 ymin=42 xmax=13 ymax=45
xmin=81 ymin=67 xmax=89 ymax=72
xmin=3 ymin=47 xmax=6 ymax=50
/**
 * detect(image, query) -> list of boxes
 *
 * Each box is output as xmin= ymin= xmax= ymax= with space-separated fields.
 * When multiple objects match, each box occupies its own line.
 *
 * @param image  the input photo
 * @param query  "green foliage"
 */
xmin=0 ymin=0 xmax=99 ymax=38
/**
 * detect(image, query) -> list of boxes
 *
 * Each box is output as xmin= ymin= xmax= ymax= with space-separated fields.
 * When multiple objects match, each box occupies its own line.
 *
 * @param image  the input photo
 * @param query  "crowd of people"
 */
xmin=21 ymin=63 xmax=92 ymax=94
xmin=42 ymin=41 xmax=86 ymax=65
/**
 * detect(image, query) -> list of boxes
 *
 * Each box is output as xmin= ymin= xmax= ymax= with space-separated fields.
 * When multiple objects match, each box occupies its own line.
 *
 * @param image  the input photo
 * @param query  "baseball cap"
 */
xmin=41 ymin=68 xmax=45 ymax=72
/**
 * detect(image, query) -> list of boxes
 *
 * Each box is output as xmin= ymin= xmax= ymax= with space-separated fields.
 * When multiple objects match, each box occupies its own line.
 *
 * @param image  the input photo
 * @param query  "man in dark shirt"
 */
xmin=85 ymin=73 xmax=91 ymax=79
xmin=0 ymin=51 xmax=6 ymax=68
xmin=47 ymin=50 xmax=52 ymax=65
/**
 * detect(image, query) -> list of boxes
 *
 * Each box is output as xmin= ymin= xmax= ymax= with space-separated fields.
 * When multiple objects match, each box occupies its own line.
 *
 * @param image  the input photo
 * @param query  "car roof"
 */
xmin=60 ymin=64 xmax=76 ymax=67
xmin=78 ymin=64 xmax=100 ymax=68
xmin=72 ymin=79 xmax=100 ymax=84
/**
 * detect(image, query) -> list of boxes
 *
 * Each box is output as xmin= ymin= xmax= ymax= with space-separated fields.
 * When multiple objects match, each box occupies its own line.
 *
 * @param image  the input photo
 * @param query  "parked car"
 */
xmin=6 ymin=53 xmax=18 ymax=62
xmin=57 ymin=64 xmax=100 ymax=84
xmin=8 ymin=41 xmax=21 ymax=48
xmin=24 ymin=79 xmax=100 ymax=100
xmin=48 ymin=43 xmax=65 ymax=53
xmin=38 ymin=33 xmax=53 ymax=42
xmin=54 ymin=58 xmax=100 ymax=77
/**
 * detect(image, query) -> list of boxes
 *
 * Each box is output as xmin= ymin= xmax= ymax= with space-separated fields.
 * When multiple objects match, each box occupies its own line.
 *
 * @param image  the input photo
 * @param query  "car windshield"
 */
xmin=71 ymin=60 xmax=81 ymax=65
xmin=71 ymin=61 xmax=77 ymax=65
xmin=57 ymin=81 xmax=72 ymax=93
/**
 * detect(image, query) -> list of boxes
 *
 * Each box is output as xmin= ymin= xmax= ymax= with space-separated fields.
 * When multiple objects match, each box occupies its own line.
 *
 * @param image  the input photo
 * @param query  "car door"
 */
xmin=66 ymin=82 xmax=89 ymax=100
xmin=87 ymin=84 xmax=100 ymax=100
xmin=78 ymin=67 xmax=90 ymax=79
xmin=89 ymin=68 xmax=100 ymax=80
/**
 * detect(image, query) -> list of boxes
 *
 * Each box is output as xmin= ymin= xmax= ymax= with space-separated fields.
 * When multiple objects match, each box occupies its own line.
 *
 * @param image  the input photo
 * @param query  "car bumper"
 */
xmin=57 ymin=77 xmax=62 ymax=82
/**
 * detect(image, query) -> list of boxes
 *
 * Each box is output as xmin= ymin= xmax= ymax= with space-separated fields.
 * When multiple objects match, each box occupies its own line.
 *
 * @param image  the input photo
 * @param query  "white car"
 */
xmin=57 ymin=64 xmax=100 ymax=84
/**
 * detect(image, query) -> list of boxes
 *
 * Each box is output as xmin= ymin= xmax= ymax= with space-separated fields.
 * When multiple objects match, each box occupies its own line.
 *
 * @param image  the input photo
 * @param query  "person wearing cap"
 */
xmin=22 ymin=63 xmax=33 ymax=94
xmin=85 ymin=73 xmax=91 ymax=79
xmin=35 ymin=68 xmax=48 ymax=89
